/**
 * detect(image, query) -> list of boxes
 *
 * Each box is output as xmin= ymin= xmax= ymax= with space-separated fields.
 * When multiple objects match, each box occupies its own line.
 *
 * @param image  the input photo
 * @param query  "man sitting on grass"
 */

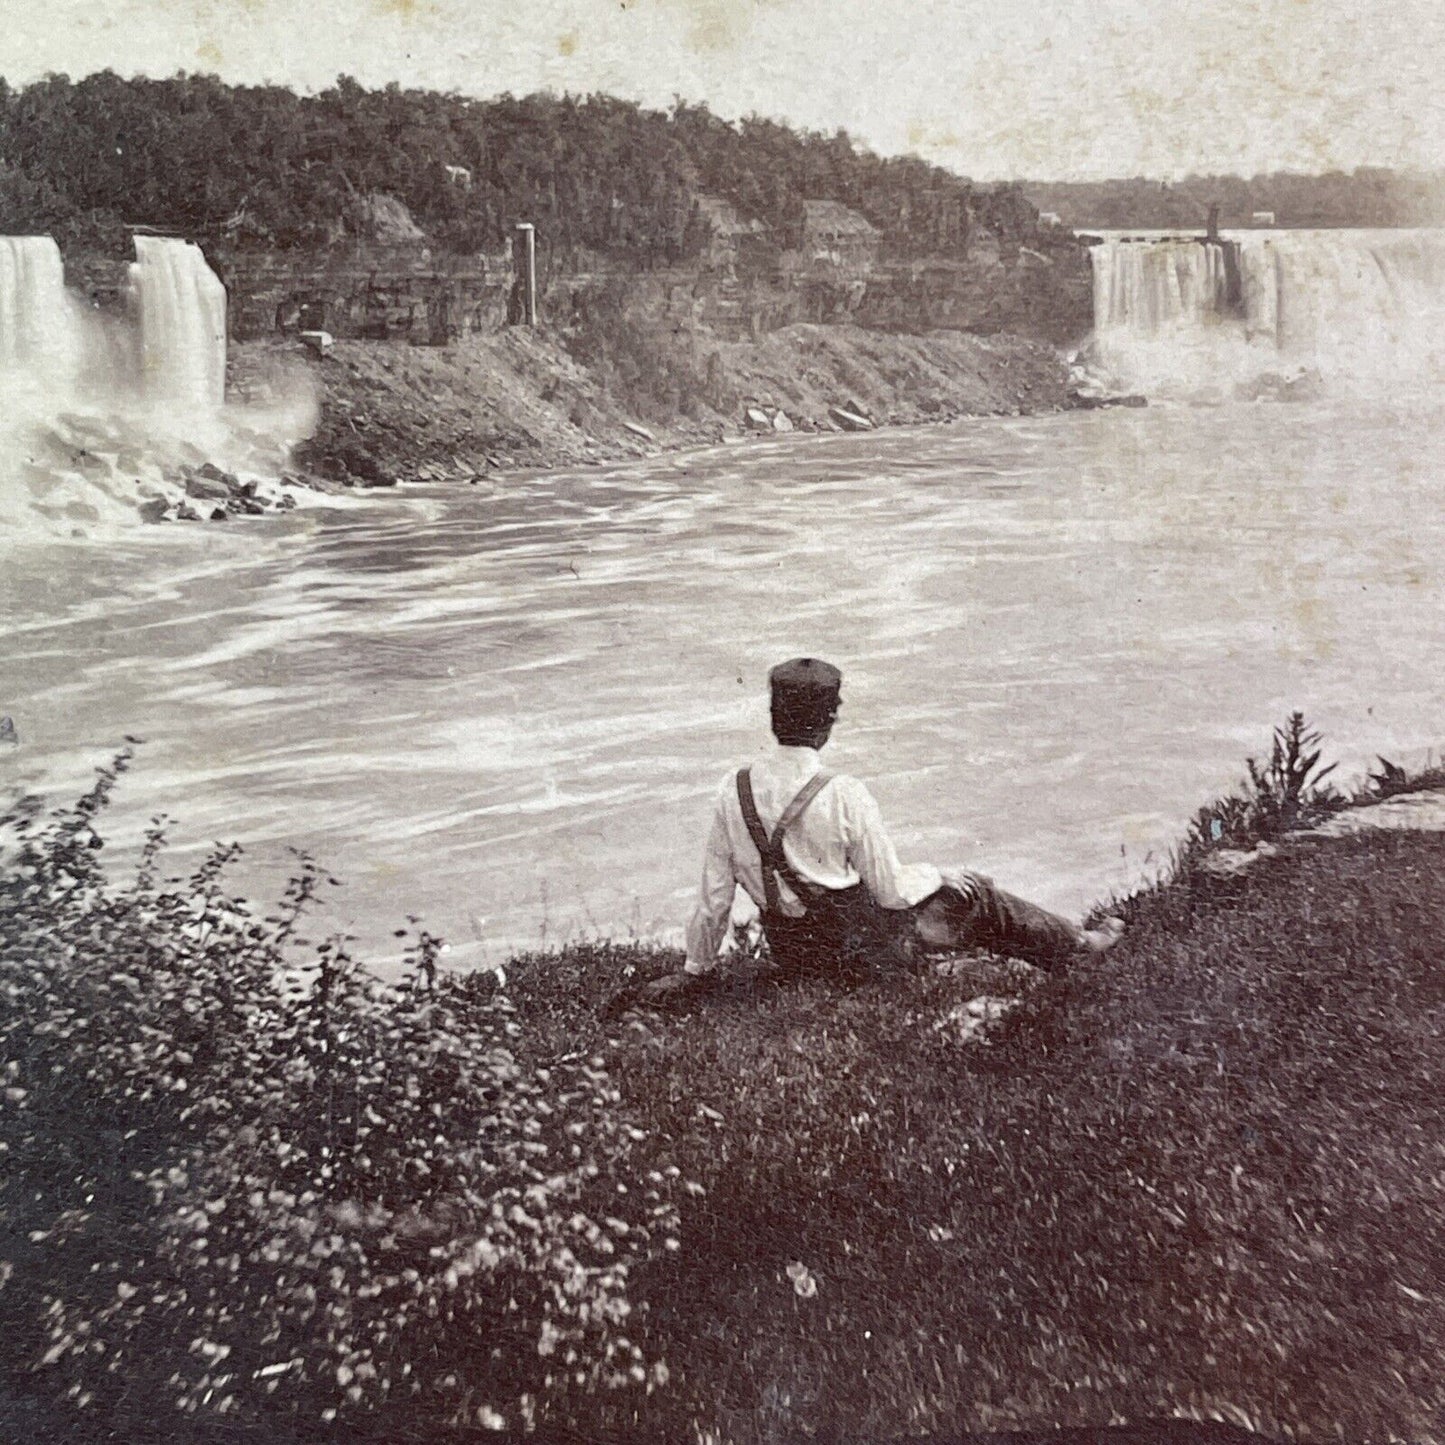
xmin=641 ymin=657 xmax=1124 ymax=1007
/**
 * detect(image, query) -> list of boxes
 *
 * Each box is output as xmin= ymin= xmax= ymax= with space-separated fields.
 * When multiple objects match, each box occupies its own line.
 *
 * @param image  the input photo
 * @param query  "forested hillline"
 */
xmin=0 ymin=71 xmax=1047 ymax=261
xmin=1025 ymin=168 xmax=1445 ymax=231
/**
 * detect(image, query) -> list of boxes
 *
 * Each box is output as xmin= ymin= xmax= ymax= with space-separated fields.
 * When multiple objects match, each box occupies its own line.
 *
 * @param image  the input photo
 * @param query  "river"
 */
xmin=3 ymin=395 xmax=1442 ymax=973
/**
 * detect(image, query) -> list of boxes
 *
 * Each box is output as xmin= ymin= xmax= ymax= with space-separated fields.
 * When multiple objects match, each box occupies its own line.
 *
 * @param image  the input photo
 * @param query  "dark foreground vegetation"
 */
xmin=0 ymin=72 xmax=1037 ymax=260
xmin=3 ymin=730 xmax=1444 ymax=1444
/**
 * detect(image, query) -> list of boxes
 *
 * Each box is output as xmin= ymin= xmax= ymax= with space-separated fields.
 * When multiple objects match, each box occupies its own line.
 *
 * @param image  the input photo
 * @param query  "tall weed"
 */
xmin=1181 ymin=712 xmax=1343 ymax=862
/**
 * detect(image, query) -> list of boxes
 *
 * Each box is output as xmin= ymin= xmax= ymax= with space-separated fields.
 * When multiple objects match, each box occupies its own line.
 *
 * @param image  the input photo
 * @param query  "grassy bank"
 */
xmin=3 ymin=744 xmax=1443 ymax=1444
xmin=502 ymin=822 xmax=1445 ymax=1444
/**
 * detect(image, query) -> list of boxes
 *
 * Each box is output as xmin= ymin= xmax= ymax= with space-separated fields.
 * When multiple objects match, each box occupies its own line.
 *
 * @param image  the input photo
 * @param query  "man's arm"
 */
xmin=683 ymin=807 xmax=736 ymax=975
xmin=843 ymin=781 xmax=943 ymax=910
xmin=637 ymin=801 xmax=735 ymax=1008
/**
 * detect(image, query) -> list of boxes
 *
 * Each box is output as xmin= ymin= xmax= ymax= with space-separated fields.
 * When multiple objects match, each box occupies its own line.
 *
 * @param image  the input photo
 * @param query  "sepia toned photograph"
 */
xmin=2 ymin=2 xmax=1443 ymax=1441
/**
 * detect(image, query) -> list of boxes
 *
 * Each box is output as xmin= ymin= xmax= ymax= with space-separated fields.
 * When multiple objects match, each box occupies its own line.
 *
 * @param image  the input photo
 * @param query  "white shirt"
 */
xmin=683 ymin=744 xmax=944 ymax=974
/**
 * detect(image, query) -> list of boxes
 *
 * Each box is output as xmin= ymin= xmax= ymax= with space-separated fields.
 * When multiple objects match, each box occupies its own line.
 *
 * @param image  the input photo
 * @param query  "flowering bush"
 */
xmin=0 ymin=752 xmax=678 ymax=1437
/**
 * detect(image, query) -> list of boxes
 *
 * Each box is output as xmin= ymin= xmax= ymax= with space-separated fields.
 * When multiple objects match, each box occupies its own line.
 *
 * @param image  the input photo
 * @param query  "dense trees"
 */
xmin=0 ymin=72 xmax=1032 ymax=260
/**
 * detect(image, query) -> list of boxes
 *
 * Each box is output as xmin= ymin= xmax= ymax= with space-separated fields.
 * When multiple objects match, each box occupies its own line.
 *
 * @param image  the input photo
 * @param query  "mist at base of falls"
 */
xmin=1085 ymin=228 xmax=1445 ymax=400
xmin=0 ymin=235 xmax=316 ymax=542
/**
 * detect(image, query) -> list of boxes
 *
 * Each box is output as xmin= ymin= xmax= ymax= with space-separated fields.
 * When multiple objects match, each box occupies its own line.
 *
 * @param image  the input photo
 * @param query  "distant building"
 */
xmin=351 ymin=192 xmax=428 ymax=247
xmin=1252 ymin=211 xmax=1276 ymax=226
xmin=693 ymin=195 xmax=768 ymax=270
xmin=1038 ymin=211 xmax=1063 ymax=228
xmin=800 ymin=199 xmax=880 ymax=270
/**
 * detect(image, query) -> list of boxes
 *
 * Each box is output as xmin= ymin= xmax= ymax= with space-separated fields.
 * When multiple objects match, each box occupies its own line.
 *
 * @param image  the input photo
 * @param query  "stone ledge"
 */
xmin=1196 ymin=788 xmax=1445 ymax=879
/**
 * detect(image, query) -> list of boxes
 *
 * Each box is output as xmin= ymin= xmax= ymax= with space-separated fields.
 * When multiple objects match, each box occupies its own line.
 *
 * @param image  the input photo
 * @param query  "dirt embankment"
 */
xmin=231 ymin=321 xmax=1088 ymax=489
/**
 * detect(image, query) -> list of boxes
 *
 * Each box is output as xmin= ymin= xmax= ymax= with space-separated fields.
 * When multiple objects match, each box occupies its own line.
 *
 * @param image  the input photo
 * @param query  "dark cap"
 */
xmin=768 ymin=658 xmax=842 ymax=743
xmin=768 ymin=657 xmax=842 ymax=705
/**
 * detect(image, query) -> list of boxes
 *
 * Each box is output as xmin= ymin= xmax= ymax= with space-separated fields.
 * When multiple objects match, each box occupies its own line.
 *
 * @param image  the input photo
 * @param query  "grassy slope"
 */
xmin=504 ymin=827 xmax=1445 ymax=1444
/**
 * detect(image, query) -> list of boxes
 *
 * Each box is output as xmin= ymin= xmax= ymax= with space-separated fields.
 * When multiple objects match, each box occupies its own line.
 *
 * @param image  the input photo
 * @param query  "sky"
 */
xmin=1 ymin=0 xmax=1442 ymax=182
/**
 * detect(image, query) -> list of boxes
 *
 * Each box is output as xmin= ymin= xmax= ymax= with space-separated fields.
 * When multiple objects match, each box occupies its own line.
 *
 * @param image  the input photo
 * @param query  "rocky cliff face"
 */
xmin=208 ymin=229 xmax=1093 ymax=349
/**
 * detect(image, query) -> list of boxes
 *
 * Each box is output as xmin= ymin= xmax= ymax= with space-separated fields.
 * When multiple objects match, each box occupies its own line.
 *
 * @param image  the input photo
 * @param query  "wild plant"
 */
xmin=1362 ymin=753 xmax=1445 ymax=801
xmin=1181 ymin=712 xmax=1343 ymax=861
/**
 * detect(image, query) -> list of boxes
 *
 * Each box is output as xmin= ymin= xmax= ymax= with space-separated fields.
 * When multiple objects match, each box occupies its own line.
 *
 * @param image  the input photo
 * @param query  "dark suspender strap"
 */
xmin=774 ymin=771 xmax=833 ymax=841
xmin=736 ymin=768 xmax=834 ymax=916
xmin=736 ymin=769 xmax=780 ymax=916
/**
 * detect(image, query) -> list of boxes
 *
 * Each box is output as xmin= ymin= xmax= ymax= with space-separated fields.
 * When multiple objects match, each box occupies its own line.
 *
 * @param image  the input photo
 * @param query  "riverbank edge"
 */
xmin=229 ymin=320 xmax=1109 ymax=498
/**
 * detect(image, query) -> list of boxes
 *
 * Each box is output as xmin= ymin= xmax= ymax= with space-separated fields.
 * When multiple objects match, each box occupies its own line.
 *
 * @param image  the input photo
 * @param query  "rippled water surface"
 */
xmin=4 ymin=399 xmax=1442 ymax=971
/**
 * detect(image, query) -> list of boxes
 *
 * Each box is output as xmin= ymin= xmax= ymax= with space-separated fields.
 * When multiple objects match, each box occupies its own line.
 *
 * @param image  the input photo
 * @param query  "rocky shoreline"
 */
xmin=229 ymin=321 xmax=1121 ymax=500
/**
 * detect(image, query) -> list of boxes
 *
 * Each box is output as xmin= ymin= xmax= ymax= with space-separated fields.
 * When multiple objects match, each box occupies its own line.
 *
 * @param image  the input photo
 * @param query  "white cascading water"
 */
xmin=1087 ymin=228 xmax=1445 ymax=397
xmin=0 ymin=236 xmax=84 ymax=396
xmin=130 ymin=236 xmax=229 ymax=409
xmin=1090 ymin=234 xmax=1232 ymax=337
xmin=1 ymin=235 xmax=312 ymax=540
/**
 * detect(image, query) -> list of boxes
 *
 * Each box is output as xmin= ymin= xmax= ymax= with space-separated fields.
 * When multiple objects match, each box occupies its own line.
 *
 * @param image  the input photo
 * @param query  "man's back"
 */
xmin=712 ymin=744 xmax=942 ymax=918
xmin=684 ymin=739 xmax=944 ymax=976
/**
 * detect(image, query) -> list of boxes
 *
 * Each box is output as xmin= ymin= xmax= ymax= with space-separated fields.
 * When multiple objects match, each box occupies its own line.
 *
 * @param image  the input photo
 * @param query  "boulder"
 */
xmin=771 ymin=411 xmax=795 ymax=433
xmin=184 ymin=475 xmax=232 ymax=502
xmin=299 ymin=330 xmax=334 ymax=358
xmin=1197 ymin=842 xmax=1278 ymax=879
xmin=623 ymin=422 xmax=656 ymax=443
xmin=338 ymin=445 xmax=383 ymax=484
xmin=828 ymin=405 xmax=873 ymax=432
xmin=137 ymin=497 xmax=169 ymax=524
xmin=1069 ymin=390 xmax=1148 ymax=411
xmin=743 ymin=406 xmax=773 ymax=432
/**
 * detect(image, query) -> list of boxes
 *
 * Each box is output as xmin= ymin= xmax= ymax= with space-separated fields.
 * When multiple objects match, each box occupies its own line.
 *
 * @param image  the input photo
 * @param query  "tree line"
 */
xmin=1025 ymin=169 xmax=1445 ymax=230
xmin=0 ymin=72 xmax=1041 ymax=261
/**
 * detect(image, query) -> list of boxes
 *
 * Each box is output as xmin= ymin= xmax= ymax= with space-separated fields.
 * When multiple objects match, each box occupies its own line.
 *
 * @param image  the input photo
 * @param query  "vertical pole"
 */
xmin=514 ymin=222 xmax=537 ymax=326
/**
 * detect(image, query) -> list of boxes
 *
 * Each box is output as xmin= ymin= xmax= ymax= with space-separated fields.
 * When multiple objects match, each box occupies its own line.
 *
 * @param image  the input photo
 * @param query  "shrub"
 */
xmin=1181 ymin=712 xmax=1343 ymax=861
xmin=0 ymin=753 xmax=679 ymax=1439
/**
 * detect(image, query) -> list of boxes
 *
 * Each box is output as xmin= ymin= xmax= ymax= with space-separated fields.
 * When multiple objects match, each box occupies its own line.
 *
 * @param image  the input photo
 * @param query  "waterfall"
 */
xmin=1091 ymin=236 xmax=1232 ymax=337
xmin=2 ymin=234 xmax=310 ymax=541
xmin=0 ymin=236 xmax=83 ymax=391
xmin=1087 ymin=228 xmax=1445 ymax=397
xmin=130 ymin=236 xmax=228 ymax=409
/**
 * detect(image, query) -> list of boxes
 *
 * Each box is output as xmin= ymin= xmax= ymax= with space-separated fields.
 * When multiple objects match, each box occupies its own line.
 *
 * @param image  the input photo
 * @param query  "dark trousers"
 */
xmin=762 ymin=875 xmax=1083 ymax=980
